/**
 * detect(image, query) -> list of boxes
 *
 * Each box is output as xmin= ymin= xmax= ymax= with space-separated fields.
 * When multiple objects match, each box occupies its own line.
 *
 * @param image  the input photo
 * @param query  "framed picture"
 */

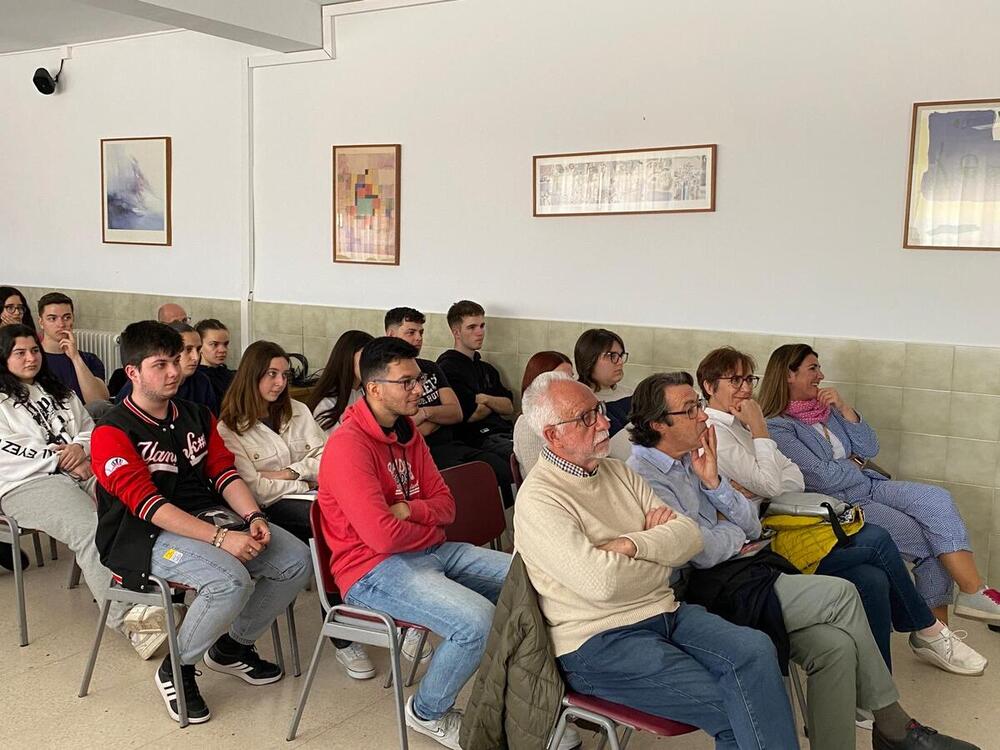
xmin=332 ymin=144 xmax=401 ymax=265
xmin=101 ymin=136 xmax=171 ymax=246
xmin=904 ymin=99 xmax=1000 ymax=250
xmin=533 ymin=144 xmax=716 ymax=217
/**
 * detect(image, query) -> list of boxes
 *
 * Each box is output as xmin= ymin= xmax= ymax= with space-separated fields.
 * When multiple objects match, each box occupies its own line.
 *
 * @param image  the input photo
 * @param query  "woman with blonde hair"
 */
xmin=760 ymin=343 xmax=1000 ymax=628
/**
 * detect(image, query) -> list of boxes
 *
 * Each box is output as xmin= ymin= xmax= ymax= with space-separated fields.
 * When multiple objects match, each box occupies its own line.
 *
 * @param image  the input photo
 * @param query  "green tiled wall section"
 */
xmin=14 ymin=289 xmax=1000 ymax=585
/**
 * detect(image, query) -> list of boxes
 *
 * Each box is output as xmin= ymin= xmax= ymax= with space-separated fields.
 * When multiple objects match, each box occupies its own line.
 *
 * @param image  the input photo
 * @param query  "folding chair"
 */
xmin=440 ymin=461 xmax=506 ymax=550
xmin=549 ymin=691 xmax=698 ymax=750
xmin=0 ymin=514 xmax=35 ymax=646
xmin=80 ymin=576 xmax=300 ymax=728
xmin=509 ymin=452 xmax=524 ymax=490
xmin=286 ymin=502 xmax=429 ymax=747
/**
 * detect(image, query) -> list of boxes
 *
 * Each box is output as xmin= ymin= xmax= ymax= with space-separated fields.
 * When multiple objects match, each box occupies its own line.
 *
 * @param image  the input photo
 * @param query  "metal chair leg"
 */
xmin=2 ymin=517 xmax=29 ymax=646
xmin=387 ymin=626 xmax=409 ymax=750
xmin=68 ymin=559 xmax=82 ymax=589
xmin=789 ymin=666 xmax=809 ymax=737
xmin=158 ymin=579 xmax=188 ymax=729
xmin=547 ymin=709 xmax=571 ymax=750
xmin=30 ymin=530 xmax=44 ymax=568
xmin=384 ymin=626 xmax=408 ymax=689
xmin=79 ymin=599 xmax=112 ymax=696
xmin=48 ymin=535 xmax=58 ymax=561
xmin=403 ymin=629 xmax=428 ymax=687
xmin=285 ymin=605 xmax=301 ymax=677
xmin=271 ymin=620 xmax=286 ymax=675
xmin=620 ymin=726 xmax=634 ymax=749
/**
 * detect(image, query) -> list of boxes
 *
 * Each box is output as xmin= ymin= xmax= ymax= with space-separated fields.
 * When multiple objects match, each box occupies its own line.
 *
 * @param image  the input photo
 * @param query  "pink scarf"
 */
xmin=785 ymin=399 xmax=830 ymax=425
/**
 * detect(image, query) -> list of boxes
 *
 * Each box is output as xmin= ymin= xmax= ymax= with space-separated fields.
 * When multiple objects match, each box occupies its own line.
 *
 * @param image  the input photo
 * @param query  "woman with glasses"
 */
xmin=698 ymin=347 xmax=987 ymax=675
xmin=0 ymin=286 xmax=36 ymax=332
xmin=307 ymin=330 xmax=374 ymax=435
xmin=760 ymin=344 xmax=1000 ymax=629
xmin=574 ymin=328 xmax=633 ymax=460
xmin=218 ymin=340 xmax=376 ymax=681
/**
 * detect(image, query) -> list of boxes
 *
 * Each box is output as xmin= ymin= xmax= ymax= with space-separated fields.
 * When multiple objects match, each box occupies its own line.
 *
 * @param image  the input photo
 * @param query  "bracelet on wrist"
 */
xmin=213 ymin=528 xmax=229 ymax=548
xmin=244 ymin=510 xmax=268 ymax=526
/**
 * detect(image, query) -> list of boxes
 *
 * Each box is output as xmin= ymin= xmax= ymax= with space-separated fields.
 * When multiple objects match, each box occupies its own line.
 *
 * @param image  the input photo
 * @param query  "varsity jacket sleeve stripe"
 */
xmin=205 ymin=414 xmax=240 ymax=494
xmin=91 ymin=424 xmax=169 ymax=520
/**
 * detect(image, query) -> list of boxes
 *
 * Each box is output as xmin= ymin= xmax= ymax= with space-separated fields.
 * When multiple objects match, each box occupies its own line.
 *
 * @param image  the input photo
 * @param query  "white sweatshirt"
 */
xmin=0 ymin=383 xmax=94 ymax=498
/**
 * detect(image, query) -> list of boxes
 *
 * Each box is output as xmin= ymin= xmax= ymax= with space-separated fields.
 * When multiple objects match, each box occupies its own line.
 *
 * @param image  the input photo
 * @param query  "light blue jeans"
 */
xmin=345 ymin=542 xmax=511 ymax=720
xmin=149 ymin=525 xmax=311 ymax=664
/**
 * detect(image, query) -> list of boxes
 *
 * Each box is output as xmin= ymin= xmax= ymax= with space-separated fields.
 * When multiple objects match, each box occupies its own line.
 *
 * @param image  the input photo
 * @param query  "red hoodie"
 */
xmin=317 ymin=397 xmax=456 ymax=595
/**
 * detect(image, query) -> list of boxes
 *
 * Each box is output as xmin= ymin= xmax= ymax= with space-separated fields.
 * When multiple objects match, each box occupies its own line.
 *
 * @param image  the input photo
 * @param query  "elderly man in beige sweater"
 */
xmin=514 ymin=371 xmax=799 ymax=750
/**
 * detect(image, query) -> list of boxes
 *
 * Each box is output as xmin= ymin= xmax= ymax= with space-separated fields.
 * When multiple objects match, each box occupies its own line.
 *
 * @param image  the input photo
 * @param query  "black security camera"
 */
xmin=33 ymin=59 xmax=65 ymax=95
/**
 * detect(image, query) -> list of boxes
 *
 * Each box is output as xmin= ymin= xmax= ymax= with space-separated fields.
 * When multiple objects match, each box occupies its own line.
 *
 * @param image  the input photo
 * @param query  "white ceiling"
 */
xmin=0 ymin=0 xmax=347 ymax=55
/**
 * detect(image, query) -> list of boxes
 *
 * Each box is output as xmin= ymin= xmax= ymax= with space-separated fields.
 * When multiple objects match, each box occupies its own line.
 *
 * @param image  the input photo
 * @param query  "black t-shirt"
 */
xmin=416 ymin=358 xmax=453 ymax=448
xmin=436 ymin=349 xmax=513 ymax=446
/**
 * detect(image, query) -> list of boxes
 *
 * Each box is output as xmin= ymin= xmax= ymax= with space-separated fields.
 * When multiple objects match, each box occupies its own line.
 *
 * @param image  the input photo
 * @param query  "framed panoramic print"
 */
xmin=904 ymin=99 xmax=1000 ymax=250
xmin=101 ymin=136 xmax=171 ymax=246
xmin=533 ymin=144 xmax=716 ymax=217
xmin=332 ymin=144 xmax=401 ymax=265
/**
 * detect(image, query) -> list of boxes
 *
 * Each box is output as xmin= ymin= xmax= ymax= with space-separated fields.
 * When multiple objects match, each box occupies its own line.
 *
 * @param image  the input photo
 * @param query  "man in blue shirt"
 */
xmin=625 ymin=371 xmax=976 ymax=750
xmin=37 ymin=292 xmax=109 ymax=405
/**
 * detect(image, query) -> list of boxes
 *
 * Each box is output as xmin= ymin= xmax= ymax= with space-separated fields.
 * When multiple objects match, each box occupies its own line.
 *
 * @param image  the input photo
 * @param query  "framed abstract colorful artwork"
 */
xmin=533 ymin=144 xmax=716 ymax=216
xmin=332 ymin=144 xmax=401 ymax=264
xmin=904 ymin=99 xmax=1000 ymax=250
xmin=101 ymin=136 xmax=172 ymax=245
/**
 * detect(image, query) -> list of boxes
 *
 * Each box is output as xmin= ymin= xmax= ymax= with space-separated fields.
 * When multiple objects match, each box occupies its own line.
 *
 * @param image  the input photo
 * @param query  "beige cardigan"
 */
xmin=217 ymin=399 xmax=326 ymax=507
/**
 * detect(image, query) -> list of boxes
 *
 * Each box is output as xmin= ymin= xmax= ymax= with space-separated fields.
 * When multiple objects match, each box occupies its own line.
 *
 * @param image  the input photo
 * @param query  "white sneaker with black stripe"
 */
xmin=155 ymin=656 xmax=211 ymax=724
xmin=203 ymin=635 xmax=283 ymax=685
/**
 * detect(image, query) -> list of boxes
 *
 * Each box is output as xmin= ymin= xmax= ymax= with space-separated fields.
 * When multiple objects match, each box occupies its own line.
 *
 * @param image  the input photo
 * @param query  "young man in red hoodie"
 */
xmin=318 ymin=337 xmax=510 ymax=750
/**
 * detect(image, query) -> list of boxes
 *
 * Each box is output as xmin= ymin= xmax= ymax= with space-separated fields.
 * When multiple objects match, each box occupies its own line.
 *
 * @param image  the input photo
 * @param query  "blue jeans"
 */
xmin=149 ymin=525 xmax=311 ymax=664
xmin=557 ymin=605 xmax=798 ymax=750
xmin=345 ymin=542 xmax=511 ymax=720
xmin=815 ymin=524 xmax=935 ymax=669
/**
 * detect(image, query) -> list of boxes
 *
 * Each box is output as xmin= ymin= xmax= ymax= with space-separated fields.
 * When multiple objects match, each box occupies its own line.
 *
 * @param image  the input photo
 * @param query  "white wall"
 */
xmin=3 ymin=0 xmax=1000 ymax=344
xmin=251 ymin=0 xmax=1000 ymax=345
xmin=0 ymin=30 xmax=263 ymax=300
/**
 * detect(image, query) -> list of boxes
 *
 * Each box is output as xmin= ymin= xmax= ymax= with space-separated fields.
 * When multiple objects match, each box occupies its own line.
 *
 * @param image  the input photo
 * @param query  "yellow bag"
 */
xmin=763 ymin=506 xmax=865 ymax=573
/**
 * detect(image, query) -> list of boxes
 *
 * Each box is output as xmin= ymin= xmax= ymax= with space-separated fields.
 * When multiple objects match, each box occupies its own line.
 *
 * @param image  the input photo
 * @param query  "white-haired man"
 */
xmin=514 ymin=371 xmax=798 ymax=749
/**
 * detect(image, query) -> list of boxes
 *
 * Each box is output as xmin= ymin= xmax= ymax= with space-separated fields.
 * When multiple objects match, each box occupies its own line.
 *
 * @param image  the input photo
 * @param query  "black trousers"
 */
xmin=266 ymin=497 xmax=350 ymax=649
xmin=428 ymin=438 xmax=515 ymax=509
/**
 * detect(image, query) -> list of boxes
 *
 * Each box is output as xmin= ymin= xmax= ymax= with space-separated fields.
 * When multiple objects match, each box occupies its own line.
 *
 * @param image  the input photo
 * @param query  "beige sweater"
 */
xmin=514 ymin=455 xmax=704 ymax=656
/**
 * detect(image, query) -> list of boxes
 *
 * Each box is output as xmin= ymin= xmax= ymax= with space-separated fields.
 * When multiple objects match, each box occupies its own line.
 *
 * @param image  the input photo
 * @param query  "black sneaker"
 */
xmin=204 ymin=636 xmax=283 ymax=685
xmin=155 ymin=656 xmax=211 ymax=724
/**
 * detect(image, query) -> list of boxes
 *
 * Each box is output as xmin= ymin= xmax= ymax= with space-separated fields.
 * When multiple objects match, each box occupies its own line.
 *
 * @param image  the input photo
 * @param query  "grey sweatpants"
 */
xmin=774 ymin=573 xmax=900 ymax=750
xmin=1 ymin=474 xmax=127 ymax=631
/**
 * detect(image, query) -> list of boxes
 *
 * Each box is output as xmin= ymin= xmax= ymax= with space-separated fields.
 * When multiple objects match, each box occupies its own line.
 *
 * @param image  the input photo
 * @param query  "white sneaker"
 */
xmin=855 ymin=708 xmax=874 ymax=731
xmin=402 ymin=629 xmax=433 ymax=663
xmin=909 ymin=626 xmax=988 ymax=676
xmin=335 ymin=642 xmax=376 ymax=680
xmin=954 ymin=587 xmax=1000 ymax=623
xmin=557 ymin=725 xmax=583 ymax=749
xmin=404 ymin=695 xmax=462 ymax=749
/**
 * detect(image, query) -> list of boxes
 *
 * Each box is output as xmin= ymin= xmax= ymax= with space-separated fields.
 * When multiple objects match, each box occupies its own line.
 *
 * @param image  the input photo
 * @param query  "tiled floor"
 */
xmin=2 ymin=545 xmax=999 ymax=749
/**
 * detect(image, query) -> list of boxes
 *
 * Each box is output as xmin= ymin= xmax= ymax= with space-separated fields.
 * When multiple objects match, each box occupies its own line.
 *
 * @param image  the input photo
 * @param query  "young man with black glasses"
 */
xmin=317 ymin=337 xmax=510 ymax=749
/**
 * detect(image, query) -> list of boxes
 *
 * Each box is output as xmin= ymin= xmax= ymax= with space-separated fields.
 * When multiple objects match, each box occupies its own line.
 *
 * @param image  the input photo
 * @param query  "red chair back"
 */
xmin=308 ymin=501 xmax=339 ymax=600
xmin=509 ymin=452 xmax=524 ymax=489
xmin=441 ymin=461 xmax=506 ymax=548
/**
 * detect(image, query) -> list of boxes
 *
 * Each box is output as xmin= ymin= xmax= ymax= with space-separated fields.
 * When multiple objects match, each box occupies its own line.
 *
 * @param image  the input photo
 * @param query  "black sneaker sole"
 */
xmin=154 ymin=671 xmax=211 ymax=724
xmin=203 ymin=651 xmax=283 ymax=685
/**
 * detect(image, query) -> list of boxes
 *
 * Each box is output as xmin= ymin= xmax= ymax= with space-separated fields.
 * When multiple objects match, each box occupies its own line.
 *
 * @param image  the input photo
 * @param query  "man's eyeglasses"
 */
xmin=552 ymin=400 xmax=607 ymax=428
xmin=665 ymin=398 xmax=707 ymax=420
xmin=371 ymin=373 xmax=428 ymax=392
xmin=3 ymin=304 xmax=26 ymax=314
xmin=602 ymin=351 xmax=629 ymax=365
xmin=726 ymin=375 xmax=760 ymax=389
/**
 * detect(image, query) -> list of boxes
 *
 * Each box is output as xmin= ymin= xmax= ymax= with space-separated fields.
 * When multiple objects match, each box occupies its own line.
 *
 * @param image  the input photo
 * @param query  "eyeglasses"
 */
xmin=3 ymin=304 xmax=26 ymax=314
xmin=665 ymin=398 xmax=707 ymax=420
xmin=551 ymin=400 xmax=607 ymax=428
xmin=602 ymin=351 xmax=629 ymax=365
xmin=726 ymin=375 xmax=760 ymax=389
xmin=371 ymin=373 xmax=428 ymax=392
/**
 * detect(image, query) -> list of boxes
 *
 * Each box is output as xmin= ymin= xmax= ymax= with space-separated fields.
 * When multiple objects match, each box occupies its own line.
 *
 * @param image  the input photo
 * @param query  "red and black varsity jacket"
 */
xmin=91 ymin=396 xmax=241 ymax=591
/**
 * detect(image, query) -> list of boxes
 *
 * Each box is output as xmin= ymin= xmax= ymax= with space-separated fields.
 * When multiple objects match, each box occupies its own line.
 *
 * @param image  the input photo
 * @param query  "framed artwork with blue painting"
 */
xmin=332 ymin=144 xmax=400 ymax=265
xmin=101 ymin=136 xmax=171 ymax=246
xmin=904 ymin=99 xmax=1000 ymax=250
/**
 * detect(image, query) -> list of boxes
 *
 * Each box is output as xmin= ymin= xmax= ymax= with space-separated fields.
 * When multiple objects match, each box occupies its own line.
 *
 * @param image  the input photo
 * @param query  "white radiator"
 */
xmin=73 ymin=329 xmax=122 ymax=376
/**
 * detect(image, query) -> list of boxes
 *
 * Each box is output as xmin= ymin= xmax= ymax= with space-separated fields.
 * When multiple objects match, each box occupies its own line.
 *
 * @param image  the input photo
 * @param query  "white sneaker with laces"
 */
xmin=954 ymin=587 xmax=1000 ymax=623
xmin=402 ymin=629 xmax=434 ymax=663
xmin=557 ymin=725 xmax=583 ymax=749
xmin=909 ymin=626 xmax=988 ymax=675
xmin=121 ymin=604 xmax=186 ymax=660
xmin=404 ymin=695 xmax=462 ymax=749
xmin=335 ymin=642 xmax=376 ymax=680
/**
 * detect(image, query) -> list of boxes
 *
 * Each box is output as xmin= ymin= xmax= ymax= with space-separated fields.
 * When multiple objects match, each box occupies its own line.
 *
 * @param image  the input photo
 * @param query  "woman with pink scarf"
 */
xmin=759 ymin=344 xmax=1000 ymax=629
